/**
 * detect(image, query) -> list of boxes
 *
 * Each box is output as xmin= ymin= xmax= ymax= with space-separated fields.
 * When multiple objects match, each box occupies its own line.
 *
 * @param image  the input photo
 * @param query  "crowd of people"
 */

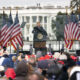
xmin=0 ymin=50 xmax=80 ymax=80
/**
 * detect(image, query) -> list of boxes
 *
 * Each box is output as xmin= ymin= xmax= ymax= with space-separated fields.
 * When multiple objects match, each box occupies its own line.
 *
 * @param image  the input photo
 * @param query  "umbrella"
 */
xmin=38 ymin=60 xmax=50 ymax=69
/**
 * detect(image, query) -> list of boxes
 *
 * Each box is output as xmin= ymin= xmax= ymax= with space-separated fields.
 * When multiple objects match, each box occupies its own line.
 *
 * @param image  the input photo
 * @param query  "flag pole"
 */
xmin=65 ymin=6 xmax=68 ymax=51
xmin=10 ymin=7 xmax=12 ymax=54
xmin=2 ymin=7 xmax=5 ymax=48
xmin=3 ymin=7 xmax=5 ymax=15
xmin=16 ymin=7 xmax=20 ymax=54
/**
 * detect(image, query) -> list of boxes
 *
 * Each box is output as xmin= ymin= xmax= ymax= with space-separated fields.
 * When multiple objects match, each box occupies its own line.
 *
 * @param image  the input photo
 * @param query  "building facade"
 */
xmin=0 ymin=6 xmax=73 ymax=52
xmin=0 ymin=6 xmax=70 ymax=41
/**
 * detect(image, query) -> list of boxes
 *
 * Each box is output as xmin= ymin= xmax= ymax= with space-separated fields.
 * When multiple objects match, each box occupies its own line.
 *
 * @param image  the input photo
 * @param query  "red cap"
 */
xmin=70 ymin=56 xmax=77 ymax=61
xmin=58 ymin=61 xmax=64 ymax=64
xmin=31 ymin=54 xmax=35 ymax=58
xmin=45 ymin=54 xmax=51 ymax=60
xmin=38 ymin=56 xmax=45 ymax=61
xmin=5 ymin=68 xmax=16 ymax=79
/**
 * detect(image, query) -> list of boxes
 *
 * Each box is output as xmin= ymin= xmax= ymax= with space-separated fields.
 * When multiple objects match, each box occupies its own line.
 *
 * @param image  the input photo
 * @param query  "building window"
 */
xmin=22 ymin=16 xmax=24 ymax=22
xmin=39 ymin=16 xmax=43 ymax=23
xmin=32 ymin=16 xmax=37 ymax=23
xmin=26 ymin=16 xmax=30 ymax=23
xmin=44 ymin=16 xmax=47 ymax=23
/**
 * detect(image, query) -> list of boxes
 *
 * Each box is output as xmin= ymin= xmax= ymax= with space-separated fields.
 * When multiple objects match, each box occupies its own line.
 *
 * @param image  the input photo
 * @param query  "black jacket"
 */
xmin=32 ymin=26 xmax=47 ymax=41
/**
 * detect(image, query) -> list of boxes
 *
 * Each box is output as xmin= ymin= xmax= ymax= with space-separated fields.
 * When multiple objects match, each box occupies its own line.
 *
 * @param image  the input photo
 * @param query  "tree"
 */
xmin=70 ymin=0 xmax=80 ymax=13
xmin=52 ymin=12 xmax=66 ymax=41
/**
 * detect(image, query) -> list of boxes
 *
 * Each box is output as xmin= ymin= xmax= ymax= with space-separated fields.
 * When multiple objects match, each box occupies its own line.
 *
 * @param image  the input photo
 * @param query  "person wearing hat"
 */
xmin=5 ymin=68 xmax=16 ymax=80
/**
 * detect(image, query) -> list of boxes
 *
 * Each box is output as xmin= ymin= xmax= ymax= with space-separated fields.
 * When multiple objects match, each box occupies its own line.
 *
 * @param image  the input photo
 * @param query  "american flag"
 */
xmin=0 ymin=11 xmax=7 ymax=47
xmin=64 ymin=14 xmax=73 ymax=49
xmin=3 ymin=11 xmax=14 ymax=47
xmin=70 ymin=14 xmax=79 ymax=40
xmin=77 ymin=14 xmax=80 ymax=40
xmin=11 ymin=12 xmax=23 ymax=50
xmin=64 ymin=13 xmax=80 ymax=49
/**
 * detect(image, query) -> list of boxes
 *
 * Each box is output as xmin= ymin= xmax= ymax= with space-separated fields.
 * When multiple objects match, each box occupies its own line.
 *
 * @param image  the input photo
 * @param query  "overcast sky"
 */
xmin=0 ymin=0 xmax=71 ymax=7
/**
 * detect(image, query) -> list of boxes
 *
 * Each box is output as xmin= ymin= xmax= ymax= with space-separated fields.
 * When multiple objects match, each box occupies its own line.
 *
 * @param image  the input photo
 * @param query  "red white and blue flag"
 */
xmin=0 ymin=11 xmax=7 ymax=47
xmin=64 ymin=14 xmax=73 ymax=49
xmin=3 ymin=11 xmax=14 ymax=47
xmin=11 ymin=12 xmax=23 ymax=50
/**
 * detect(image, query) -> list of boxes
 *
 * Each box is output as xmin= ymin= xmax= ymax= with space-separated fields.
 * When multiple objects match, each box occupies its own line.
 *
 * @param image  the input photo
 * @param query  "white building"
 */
xmin=0 ymin=5 xmax=72 ymax=52
xmin=0 ymin=5 xmax=70 ymax=41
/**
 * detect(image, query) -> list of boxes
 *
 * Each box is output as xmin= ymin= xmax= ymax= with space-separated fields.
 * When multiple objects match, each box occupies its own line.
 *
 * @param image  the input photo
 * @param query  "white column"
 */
xmin=24 ymin=16 xmax=26 ymax=22
xmin=24 ymin=25 xmax=27 ymax=40
xmin=37 ymin=15 xmax=39 ymax=22
xmin=42 ymin=16 xmax=44 ymax=28
xmin=47 ymin=16 xmax=50 ymax=35
xmin=50 ymin=16 xmax=53 ymax=34
xmin=46 ymin=16 xmax=48 ymax=40
xmin=29 ymin=16 xmax=33 ymax=41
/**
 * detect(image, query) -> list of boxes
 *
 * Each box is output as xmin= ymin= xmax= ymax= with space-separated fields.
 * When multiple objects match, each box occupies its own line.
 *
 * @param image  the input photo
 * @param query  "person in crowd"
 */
xmin=27 ymin=72 xmax=44 ymax=80
xmin=57 ymin=53 xmax=76 ymax=80
xmin=0 ymin=52 xmax=79 ymax=80
xmin=28 ymin=56 xmax=37 ymax=71
xmin=17 ymin=54 xmax=27 ymax=63
xmin=47 ymin=62 xmax=61 ymax=80
xmin=27 ymin=63 xmax=34 ymax=75
xmin=0 ymin=66 xmax=5 ymax=77
xmin=14 ymin=61 xmax=28 ymax=80
xmin=3 ymin=46 xmax=9 ymax=55
xmin=21 ymin=54 xmax=27 ymax=63
xmin=2 ymin=54 xmax=13 ymax=69
xmin=5 ymin=68 xmax=16 ymax=80
xmin=0 ymin=56 xmax=5 ymax=66
xmin=68 ymin=66 xmax=80 ymax=80
xmin=12 ymin=56 xmax=17 ymax=69
xmin=17 ymin=55 xmax=22 ymax=62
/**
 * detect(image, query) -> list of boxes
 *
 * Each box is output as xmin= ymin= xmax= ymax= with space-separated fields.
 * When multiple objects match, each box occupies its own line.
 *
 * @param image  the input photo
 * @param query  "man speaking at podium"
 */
xmin=32 ymin=22 xmax=47 ymax=42
xmin=32 ymin=22 xmax=47 ymax=54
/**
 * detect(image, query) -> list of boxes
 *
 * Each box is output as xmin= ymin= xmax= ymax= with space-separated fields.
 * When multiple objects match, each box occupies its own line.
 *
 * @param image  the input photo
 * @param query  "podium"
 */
xmin=32 ymin=26 xmax=47 ymax=54
xmin=34 ymin=41 xmax=46 ymax=48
